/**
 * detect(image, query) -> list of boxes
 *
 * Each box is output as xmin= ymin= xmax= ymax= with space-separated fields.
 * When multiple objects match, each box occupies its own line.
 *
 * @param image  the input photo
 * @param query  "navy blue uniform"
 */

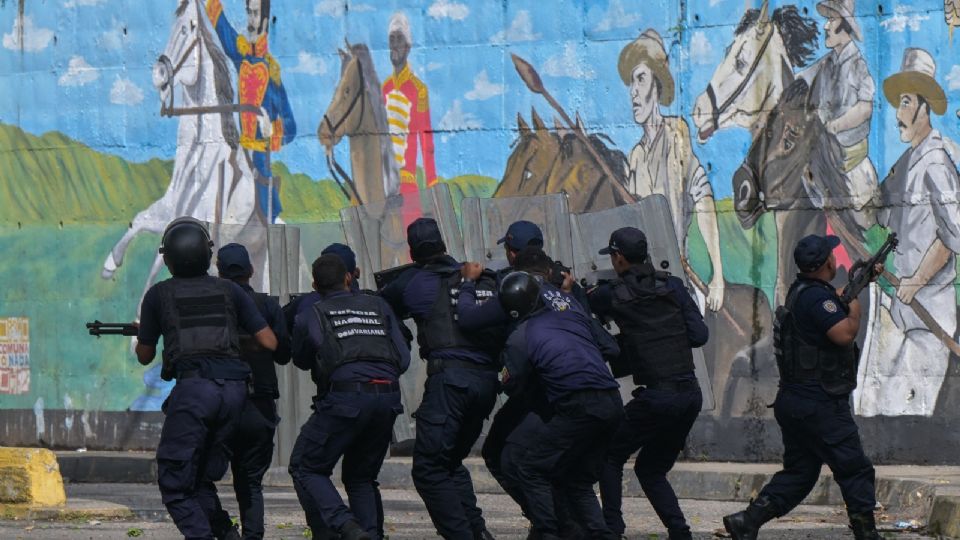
xmin=288 ymin=290 xmax=410 ymax=539
xmin=138 ymin=277 xmax=268 ymax=540
xmin=756 ymin=277 xmax=876 ymax=517
xmin=381 ymin=256 xmax=501 ymax=540
xmin=500 ymin=284 xmax=623 ymax=538
xmin=590 ymin=271 xmax=707 ymax=538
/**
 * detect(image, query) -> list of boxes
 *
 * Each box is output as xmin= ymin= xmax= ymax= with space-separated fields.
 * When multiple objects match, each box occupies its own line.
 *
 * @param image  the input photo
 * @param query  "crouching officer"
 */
xmin=289 ymin=254 xmax=410 ymax=540
xmin=283 ymin=242 xmax=361 ymax=336
xmin=134 ymin=217 xmax=278 ymax=540
xmin=380 ymin=218 xmax=502 ymax=540
xmin=589 ymin=227 xmax=707 ymax=540
xmin=723 ymin=235 xmax=880 ymax=540
xmin=499 ymin=271 xmax=623 ymax=540
xmin=213 ymin=243 xmax=291 ymax=540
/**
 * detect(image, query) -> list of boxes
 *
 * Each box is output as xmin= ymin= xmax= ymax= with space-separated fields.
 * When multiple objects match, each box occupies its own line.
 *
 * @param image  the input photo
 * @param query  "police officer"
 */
xmin=209 ymin=243 xmax=290 ymax=540
xmin=134 ymin=217 xmax=278 ymax=540
xmin=380 ymin=217 xmax=501 ymax=540
xmin=723 ymin=234 xmax=880 ymax=540
xmin=587 ymin=227 xmax=707 ymax=540
xmin=289 ymin=254 xmax=410 ymax=540
xmin=283 ymin=242 xmax=361 ymax=336
xmin=498 ymin=270 xmax=623 ymax=540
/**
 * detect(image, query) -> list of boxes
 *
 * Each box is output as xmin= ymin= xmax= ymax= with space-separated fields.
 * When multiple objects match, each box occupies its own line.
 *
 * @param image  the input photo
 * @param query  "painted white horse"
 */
xmin=101 ymin=0 xmax=267 ymax=310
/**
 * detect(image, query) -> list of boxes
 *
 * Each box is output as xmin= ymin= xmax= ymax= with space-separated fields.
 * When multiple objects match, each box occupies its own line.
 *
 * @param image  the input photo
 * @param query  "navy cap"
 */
xmin=497 ymin=220 xmax=544 ymax=250
xmin=407 ymin=218 xmax=446 ymax=259
xmin=216 ymin=243 xmax=253 ymax=279
xmin=321 ymin=242 xmax=357 ymax=273
xmin=794 ymin=234 xmax=841 ymax=272
xmin=599 ymin=227 xmax=648 ymax=261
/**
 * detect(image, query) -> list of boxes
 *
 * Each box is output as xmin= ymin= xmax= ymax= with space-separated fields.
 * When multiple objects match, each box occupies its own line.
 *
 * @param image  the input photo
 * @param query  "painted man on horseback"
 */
xmin=382 ymin=11 xmax=438 ymax=225
xmin=206 ymin=0 xmax=296 ymax=224
xmin=618 ymin=29 xmax=724 ymax=312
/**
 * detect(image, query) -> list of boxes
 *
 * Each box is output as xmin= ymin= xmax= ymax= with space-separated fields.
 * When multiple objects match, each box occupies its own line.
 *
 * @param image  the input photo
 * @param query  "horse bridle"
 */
xmin=322 ymin=59 xmax=366 ymax=137
xmin=704 ymin=23 xmax=776 ymax=132
xmin=322 ymin=59 xmax=367 ymax=206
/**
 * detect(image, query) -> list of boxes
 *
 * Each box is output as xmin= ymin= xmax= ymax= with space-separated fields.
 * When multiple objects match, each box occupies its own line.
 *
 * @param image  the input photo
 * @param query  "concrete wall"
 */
xmin=1 ymin=0 xmax=959 ymax=463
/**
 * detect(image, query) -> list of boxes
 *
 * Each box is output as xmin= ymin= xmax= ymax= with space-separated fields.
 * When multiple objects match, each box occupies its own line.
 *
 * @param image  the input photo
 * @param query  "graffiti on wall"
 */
xmin=2 ymin=0 xmax=960 ymax=455
xmin=0 ymin=318 xmax=30 ymax=395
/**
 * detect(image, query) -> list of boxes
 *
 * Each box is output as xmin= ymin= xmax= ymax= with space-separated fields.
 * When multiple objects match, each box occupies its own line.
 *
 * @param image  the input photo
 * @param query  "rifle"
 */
xmin=840 ymin=233 xmax=898 ymax=305
xmin=86 ymin=320 xmax=138 ymax=337
xmin=374 ymin=262 xmax=420 ymax=291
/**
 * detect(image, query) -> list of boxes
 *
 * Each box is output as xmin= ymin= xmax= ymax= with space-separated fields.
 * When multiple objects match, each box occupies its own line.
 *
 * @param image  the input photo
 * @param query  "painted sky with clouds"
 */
xmin=0 ymin=0 xmax=957 ymax=199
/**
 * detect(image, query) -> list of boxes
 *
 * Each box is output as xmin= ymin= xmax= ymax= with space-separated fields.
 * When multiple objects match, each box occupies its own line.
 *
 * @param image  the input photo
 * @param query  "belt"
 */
xmin=177 ymin=370 xmax=202 ymax=380
xmin=644 ymin=380 xmax=700 ymax=392
xmin=426 ymin=358 xmax=499 ymax=376
xmin=329 ymin=381 xmax=400 ymax=394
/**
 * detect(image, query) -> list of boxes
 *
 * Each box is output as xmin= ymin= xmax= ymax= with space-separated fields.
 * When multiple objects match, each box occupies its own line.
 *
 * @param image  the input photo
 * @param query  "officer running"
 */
xmin=209 ymin=243 xmax=291 ymax=540
xmin=588 ymin=227 xmax=707 ymax=540
xmin=289 ymin=254 xmax=411 ymax=540
xmin=498 ymin=270 xmax=623 ymax=540
xmin=134 ymin=217 xmax=278 ymax=540
xmin=380 ymin=217 xmax=501 ymax=540
xmin=722 ymin=234 xmax=881 ymax=540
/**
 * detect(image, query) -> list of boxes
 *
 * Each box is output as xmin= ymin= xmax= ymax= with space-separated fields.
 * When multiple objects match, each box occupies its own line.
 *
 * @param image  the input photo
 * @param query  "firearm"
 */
xmin=374 ymin=262 xmax=419 ymax=291
xmin=86 ymin=320 xmax=138 ymax=337
xmin=549 ymin=260 xmax=571 ymax=288
xmin=841 ymin=232 xmax=898 ymax=305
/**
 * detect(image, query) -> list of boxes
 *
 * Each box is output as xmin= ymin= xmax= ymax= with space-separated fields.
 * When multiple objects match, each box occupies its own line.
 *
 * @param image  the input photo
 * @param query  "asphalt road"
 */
xmin=0 ymin=483 xmax=932 ymax=539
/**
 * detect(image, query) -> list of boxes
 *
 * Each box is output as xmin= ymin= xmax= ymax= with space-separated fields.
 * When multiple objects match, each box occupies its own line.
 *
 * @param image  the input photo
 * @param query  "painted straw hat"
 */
xmin=883 ymin=48 xmax=947 ymax=115
xmin=618 ymin=28 xmax=675 ymax=106
xmin=816 ymin=0 xmax=862 ymax=41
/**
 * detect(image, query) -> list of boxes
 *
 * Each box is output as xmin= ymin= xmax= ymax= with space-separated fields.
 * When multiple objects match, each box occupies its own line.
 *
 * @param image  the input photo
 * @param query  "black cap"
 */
xmin=321 ymin=242 xmax=357 ymax=273
xmin=407 ymin=218 xmax=446 ymax=260
xmin=598 ymin=227 xmax=648 ymax=262
xmin=794 ymin=234 xmax=841 ymax=272
xmin=497 ymin=220 xmax=544 ymax=250
xmin=216 ymin=243 xmax=253 ymax=279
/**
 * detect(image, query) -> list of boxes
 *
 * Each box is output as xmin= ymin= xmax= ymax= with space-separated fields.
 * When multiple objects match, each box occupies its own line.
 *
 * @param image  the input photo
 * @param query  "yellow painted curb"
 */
xmin=0 ymin=447 xmax=66 ymax=506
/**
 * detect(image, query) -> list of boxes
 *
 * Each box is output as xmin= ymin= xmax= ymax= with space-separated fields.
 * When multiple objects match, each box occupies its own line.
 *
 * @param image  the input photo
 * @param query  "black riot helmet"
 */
xmin=159 ymin=217 xmax=213 ymax=277
xmin=498 ymin=271 xmax=542 ymax=320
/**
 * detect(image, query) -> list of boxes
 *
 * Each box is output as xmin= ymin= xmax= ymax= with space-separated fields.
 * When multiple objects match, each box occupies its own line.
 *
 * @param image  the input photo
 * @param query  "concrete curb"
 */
xmin=0 ymin=447 xmax=66 ymax=506
xmin=0 ymin=498 xmax=132 ymax=520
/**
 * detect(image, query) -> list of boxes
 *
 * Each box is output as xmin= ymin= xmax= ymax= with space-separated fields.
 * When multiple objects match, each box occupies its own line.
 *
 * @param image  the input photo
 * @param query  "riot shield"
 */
xmin=570 ymin=195 xmax=716 ymax=411
xmin=461 ymin=193 xmax=573 ymax=270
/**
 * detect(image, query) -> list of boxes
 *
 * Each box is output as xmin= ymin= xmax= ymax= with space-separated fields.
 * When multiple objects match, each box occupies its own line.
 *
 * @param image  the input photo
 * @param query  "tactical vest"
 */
xmin=240 ymin=292 xmax=279 ymax=398
xmin=314 ymin=293 xmax=400 ymax=381
xmin=773 ymin=280 xmax=859 ymax=396
xmin=608 ymin=269 xmax=693 ymax=385
xmin=156 ymin=276 xmax=241 ymax=369
xmin=417 ymin=266 xmax=502 ymax=356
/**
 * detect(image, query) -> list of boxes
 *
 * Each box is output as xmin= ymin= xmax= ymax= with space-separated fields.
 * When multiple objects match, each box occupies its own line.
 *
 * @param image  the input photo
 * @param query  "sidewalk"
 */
xmin=55 ymin=451 xmax=960 ymax=537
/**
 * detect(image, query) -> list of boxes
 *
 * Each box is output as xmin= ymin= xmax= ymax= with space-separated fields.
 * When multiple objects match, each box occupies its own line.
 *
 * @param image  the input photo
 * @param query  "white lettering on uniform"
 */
xmin=326 ymin=309 xmax=378 ymax=317
xmin=336 ymin=328 xmax=388 ymax=338
xmin=332 ymin=316 xmax=382 ymax=327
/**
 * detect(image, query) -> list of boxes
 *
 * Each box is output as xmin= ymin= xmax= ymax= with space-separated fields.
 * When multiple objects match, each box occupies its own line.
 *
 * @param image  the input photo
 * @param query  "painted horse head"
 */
xmin=693 ymin=2 xmax=818 ymax=143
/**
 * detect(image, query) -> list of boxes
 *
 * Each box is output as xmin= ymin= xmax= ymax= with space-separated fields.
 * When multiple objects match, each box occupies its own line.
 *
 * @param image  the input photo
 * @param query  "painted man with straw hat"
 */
xmin=854 ymin=48 xmax=960 ymax=418
xmin=798 ymin=0 xmax=878 ymax=237
xmin=617 ymin=28 xmax=725 ymax=314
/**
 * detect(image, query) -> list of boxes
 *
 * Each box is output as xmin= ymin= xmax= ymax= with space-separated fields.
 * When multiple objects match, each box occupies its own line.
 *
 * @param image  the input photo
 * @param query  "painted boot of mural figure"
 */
xmin=722 ymin=496 xmax=778 ymax=540
xmin=848 ymin=511 xmax=881 ymax=540
xmin=101 ymin=249 xmax=122 ymax=279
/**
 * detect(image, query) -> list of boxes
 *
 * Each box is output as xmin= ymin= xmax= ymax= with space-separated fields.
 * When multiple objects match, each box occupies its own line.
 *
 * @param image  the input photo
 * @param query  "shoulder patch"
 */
xmin=267 ymin=54 xmax=281 ymax=85
xmin=821 ymin=299 xmax=838 ymax=314
xmin=236 ymin=35 xmax=251 ymax=57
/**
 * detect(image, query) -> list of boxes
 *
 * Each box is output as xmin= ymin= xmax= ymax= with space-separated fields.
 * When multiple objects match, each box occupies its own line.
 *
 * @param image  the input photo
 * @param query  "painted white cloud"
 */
xmin=947 ymin=65 xmax=960 ymax=91
xmin=289 ymin=52 xmax=327 ymax=76
xmin=2 ymin=15 xmax=54 ymax=53
xmin=542 ymin=43 xmax=595 ymax=80
xmin=593 ymin=0 xmax=641 ymax=33
xmin=315 ymin=0 xmax=373 ymax=17
xmin=709 ymin=0 xmax=723 ymax=6
xmin=490 ymin=10 xmax=540 ymax=44
xmin=59 ymin=56 xmax=99 ymax=86
xmin=689 ymin=31 xmax=713 ymax=65
xmin=428 ymin=0 xmax=469 ymax=21
xmin=110 ymin=77 xmax=144 ymax=106
xmin=880 ymin=5 xmax=930 ymax=32
xmin=64 ymin=0 xmax=106 ymax=6
xmin=437 ymin=99 xmax=482 ymax=142
xmin=426 ymin=62 xmax=444 ymax=71
xmin=101 ymin=18 xmax=130 ymax=51
xmin=465 ymin=69 xmax=504 ymax=101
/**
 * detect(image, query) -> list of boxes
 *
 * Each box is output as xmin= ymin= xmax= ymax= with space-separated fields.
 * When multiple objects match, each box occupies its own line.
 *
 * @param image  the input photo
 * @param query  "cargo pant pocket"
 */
xmin=156 ymin=446 xmax=198 ymax=502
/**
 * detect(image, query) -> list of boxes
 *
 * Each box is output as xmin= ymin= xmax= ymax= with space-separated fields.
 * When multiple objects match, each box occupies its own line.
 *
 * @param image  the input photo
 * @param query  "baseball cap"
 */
xmin=598 ymin=227 xmax=648 ymax=262
xmin=794 ymin=234 xmax=841 ymax=272
xmin=321 ymin=243 xmax=357 ymax=273
xmin=497 ymin=220 xmax=544 ymax=251
xmin=216 ymin=243 xmax=253 ymax=279
xmin=407 ymin=218 xmax=446 ymax=259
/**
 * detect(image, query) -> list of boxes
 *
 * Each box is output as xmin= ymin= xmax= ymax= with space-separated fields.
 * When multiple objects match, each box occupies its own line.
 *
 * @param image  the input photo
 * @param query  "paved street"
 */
xmin=0 ymin=483 xmax=933 ymax=539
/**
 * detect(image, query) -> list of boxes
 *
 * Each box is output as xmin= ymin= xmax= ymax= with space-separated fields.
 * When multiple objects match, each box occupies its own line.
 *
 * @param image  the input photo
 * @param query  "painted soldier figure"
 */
xmin=382 ymin=11 xmax=438 ymax=226
xmin=206 ymin=0 xmax=296 ymax=224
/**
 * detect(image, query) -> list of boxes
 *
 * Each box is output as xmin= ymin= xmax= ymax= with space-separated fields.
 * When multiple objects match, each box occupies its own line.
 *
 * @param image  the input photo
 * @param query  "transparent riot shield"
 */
xmin=461 ymin=193 xmax=573 ymax=270
xmin=570 ymin=195 xmax=716 ymax=411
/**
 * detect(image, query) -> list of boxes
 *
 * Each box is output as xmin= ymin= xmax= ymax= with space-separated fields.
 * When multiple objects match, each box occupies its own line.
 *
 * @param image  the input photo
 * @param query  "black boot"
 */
xmin=667 ymin=527 xmax=693 ymax=540
xmin=338 ymin=520 xmax=372 ymax=540
xmin=474 ymin=528 xmax=495 ymax=540
xmin=722 ymin=496 xmax=778 ymax=540
xmin=848 ymin=511 xmax=881 ymax=540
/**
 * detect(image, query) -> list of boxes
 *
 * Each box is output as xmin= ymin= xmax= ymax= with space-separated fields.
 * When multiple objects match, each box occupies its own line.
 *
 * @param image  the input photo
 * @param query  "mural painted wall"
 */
xmin=2 ymin=0 xmax=960 ymax=461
